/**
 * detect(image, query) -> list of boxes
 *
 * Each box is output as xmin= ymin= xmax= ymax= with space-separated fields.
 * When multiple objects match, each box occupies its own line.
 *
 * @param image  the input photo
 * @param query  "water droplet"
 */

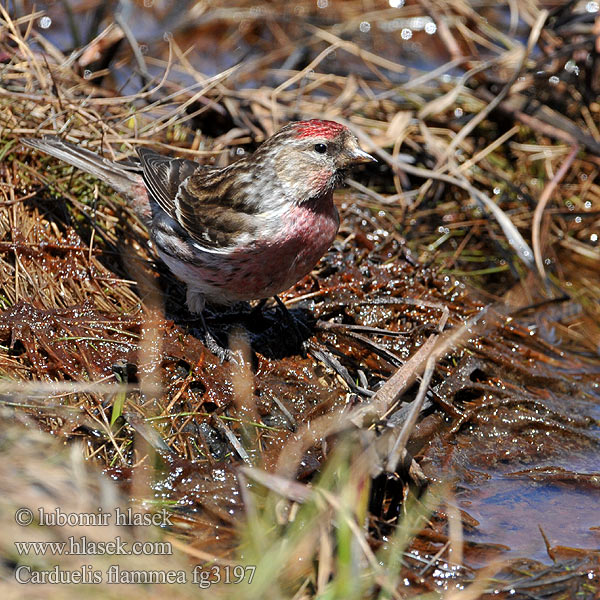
xmin=400 ymin=27 xmax=412 ymax=40
xmin=359 ymin=21 xmax=371 ymax=33
xmin=39 ymin=16 xmax=52 ymax=29
xmin=549 ymin=75 xmax=560 ymax=85
xmin=389 ymin=0 xmax=405 ymax=7
xmin=564 ymin=59 xmax=580 ymax=75
xmin=586 ymin=1 xmax=599 ymax=13
xmin=591 ymin=233 xmax=598 ymax=242
xmin=454 ymin=107 xmax=463 ymax=117
xmin=425 ymin=21 xmax=437 ymax=34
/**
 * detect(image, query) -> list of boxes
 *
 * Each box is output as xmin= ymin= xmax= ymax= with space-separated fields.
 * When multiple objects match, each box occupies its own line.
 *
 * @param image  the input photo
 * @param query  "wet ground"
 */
xmin=2 ymin=180 xmax=599 ymax=582
xmin=422 ymin=314 xmax=600 ymax=566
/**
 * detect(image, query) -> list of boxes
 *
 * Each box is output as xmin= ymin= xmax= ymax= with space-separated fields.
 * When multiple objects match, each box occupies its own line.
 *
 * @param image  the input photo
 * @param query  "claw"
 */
xmin=203 ymin=330 xmax=240 ymax=364
xmin=196 ymin=310 xmax=240 ymax=363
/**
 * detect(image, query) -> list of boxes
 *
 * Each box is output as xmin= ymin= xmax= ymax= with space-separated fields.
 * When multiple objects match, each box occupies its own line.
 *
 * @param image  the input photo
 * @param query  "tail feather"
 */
xmin=23 ymin=136 xmax=141 ymax=197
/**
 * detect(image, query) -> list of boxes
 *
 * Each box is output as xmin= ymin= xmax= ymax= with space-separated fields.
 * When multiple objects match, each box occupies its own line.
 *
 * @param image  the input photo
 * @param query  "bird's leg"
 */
xmin=186 ymin=287 xmax=207 ymax=316
xmin=249 ymin=298 xmax=268 ymax=321
xmin=273 ymin=296 xmax=309 ymax=355
xmin=197 ymin=311 xmax=239 ymax=363
xmin=186 ymin=287 xmax=238 ymax=363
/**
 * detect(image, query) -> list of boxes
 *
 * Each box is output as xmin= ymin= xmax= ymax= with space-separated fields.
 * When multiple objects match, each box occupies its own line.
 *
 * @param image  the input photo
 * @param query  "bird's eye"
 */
xmin=314 ymin=143 xmax=327 ymax=154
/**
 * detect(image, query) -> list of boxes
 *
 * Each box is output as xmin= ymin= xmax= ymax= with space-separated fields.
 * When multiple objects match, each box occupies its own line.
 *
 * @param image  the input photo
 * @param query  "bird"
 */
xmin=24 ymin=119 xmax=376 ymax=357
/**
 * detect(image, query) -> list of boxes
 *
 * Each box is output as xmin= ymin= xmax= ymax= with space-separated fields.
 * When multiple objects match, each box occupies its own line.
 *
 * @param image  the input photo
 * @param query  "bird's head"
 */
xmin=255 ymin=119 xmax=376 ymax=204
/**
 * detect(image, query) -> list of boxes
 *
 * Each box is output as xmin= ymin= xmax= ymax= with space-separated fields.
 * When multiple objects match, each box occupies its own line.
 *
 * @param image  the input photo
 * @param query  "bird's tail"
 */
xmin=23 ymin=136 xmax=141 ymax=198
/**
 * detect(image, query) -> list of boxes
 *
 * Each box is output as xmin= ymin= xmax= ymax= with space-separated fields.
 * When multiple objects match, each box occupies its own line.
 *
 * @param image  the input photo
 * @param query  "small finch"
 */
xmin=24 ymin=120 xmax=375 ymax=350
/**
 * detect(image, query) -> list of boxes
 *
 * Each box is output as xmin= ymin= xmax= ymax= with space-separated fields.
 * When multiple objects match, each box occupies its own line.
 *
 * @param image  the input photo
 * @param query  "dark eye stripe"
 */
xmin=314 ymin=143 xmax=327 ymax=154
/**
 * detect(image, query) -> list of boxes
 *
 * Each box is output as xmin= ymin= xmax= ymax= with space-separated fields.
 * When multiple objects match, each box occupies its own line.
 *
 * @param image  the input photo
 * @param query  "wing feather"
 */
xmin=136 ymin=148 xmax=255 ymax=251
xmin=135 ymin=148 xmax=198 ymax=217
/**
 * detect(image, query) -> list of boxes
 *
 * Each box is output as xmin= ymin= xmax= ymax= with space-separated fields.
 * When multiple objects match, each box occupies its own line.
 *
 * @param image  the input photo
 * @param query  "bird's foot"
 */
xmin=203 ymin=329 xmax=240 ymax=364
xmin=186 ymin=288 xmax=235 ymax=362
xmin=191 ymin=308 xmax=240 ymax=364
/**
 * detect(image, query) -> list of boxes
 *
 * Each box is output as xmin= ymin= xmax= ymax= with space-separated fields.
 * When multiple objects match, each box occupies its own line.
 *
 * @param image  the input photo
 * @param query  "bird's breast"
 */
xmin=155 ymin=192 xmax=340 ymax=304
xmin=273 ymin=193 xmax=339 ymax=270
xmin=226 ymin=192 xmax=340 ymax=298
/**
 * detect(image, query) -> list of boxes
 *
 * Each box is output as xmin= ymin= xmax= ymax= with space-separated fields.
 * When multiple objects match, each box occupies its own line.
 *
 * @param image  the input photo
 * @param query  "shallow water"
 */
xmin=462 ymin=472 xmax=600 ymax=564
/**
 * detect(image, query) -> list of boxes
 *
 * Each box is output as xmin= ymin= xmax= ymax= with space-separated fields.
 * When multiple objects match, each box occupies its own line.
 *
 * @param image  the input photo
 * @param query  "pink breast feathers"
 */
xmin=223 ymin=193 xmax=339 ymax=300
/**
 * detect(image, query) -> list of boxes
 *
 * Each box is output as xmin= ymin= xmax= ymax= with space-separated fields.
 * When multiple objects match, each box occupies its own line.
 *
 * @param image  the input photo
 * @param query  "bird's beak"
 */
xmin=349 ymin=147 xmax=377 ymax=164
xmin=341 ymin=141 xmax=377 ymax=167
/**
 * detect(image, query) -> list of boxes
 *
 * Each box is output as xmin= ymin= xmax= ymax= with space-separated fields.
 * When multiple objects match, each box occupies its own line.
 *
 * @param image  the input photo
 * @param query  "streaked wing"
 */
xmin=136 ymin=148 xmax=198 ymax=217
xmin=137 ymin=148 xmax=258 ymax=251
xmin=173 ymin=170 xmax=259 ymax=249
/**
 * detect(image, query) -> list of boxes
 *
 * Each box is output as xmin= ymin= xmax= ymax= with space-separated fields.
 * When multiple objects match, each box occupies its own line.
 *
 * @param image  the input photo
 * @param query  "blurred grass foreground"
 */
xmin=1 ymin=1 xmax=600 ymax=598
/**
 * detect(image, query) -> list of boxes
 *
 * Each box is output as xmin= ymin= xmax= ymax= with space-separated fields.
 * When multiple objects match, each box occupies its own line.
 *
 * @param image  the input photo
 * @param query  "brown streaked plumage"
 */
xmin=24 ymin=120 xmax=376 ymax=318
